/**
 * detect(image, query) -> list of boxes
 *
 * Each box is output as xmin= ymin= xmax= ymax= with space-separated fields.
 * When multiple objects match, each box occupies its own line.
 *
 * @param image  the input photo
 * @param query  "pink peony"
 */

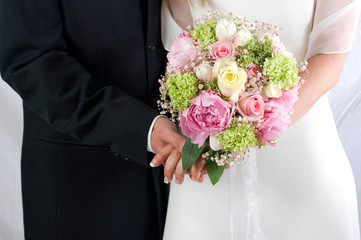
xmin=276 ymin=86 xmax=300 ymax=112
xmin=209 ymin=40 xmax=236 ymax=59
xmin=167 ymin=32 xmax=198 ymax=71
xmin=180 ymin=90 xmax=235 ymax=147
xmin=237 ymin=94 xmax=265 ymax=122
xmin=256 ymin=128 xmax=280 ymax=146
xmin=257 ymin=86 xmax=299 ymax=145
xmin=271 ymin=36 xmax=286 ymax=53
xmin=246 ymin=63 xmax=262 ymax=78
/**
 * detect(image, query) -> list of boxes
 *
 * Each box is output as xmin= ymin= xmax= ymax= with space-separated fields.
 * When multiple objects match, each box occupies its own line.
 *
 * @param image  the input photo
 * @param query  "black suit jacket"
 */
xmin=0 ymin=0 xmax=167 ymax=239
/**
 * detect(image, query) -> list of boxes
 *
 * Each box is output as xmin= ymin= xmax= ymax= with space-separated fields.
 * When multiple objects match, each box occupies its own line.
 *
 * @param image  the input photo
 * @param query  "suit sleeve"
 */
xmin=0 ymin=0 xmax=158 ymax=167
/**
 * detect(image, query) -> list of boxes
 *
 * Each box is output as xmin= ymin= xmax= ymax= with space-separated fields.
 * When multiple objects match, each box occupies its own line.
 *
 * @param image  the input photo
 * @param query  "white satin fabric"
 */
xmin=162 ymin=0 xmax=360 ymax=239
xmin=0 ymin=80 xmax=24 ymax=240
xmin=329 ymin=15 xmax=361 ymax=228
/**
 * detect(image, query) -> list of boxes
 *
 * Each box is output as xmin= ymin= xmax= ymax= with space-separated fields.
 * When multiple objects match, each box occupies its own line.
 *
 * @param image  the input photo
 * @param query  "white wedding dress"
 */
xmin=161 ymin=0 xmax=360 ymax=239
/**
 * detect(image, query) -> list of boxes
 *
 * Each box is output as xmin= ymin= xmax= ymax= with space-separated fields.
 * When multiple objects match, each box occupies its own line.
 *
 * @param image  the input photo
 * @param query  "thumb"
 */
xmin=154 ymin=117 xmax=187 ymax=153
xmin=163 ymin=127 xmax=187 ymax=153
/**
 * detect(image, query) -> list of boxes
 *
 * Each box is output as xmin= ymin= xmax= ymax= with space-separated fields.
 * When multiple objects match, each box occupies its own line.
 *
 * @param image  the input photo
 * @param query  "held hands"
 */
xmin=150 ymin=117 xmax=206 ymax=184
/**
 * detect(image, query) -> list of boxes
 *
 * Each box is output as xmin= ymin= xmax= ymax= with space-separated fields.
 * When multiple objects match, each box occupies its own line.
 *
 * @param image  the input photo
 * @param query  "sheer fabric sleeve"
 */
xmin=161 ymin=0 xmax=194 ymax=51
xmin=305 ymin=0 xmax=361 ymax=60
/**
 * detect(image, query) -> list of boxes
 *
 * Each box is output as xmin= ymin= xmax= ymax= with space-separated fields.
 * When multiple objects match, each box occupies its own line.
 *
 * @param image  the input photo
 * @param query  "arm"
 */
xmin=0 ymin=0 xmax=157 ymax=167
xmin=294 ymin=0 xmax=360 ymax=123
xmin=291 ymin=53 xmax=348 ymax=124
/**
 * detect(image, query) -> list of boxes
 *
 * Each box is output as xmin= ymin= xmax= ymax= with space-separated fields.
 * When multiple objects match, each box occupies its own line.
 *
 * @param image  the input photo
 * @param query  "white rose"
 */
xmin=209 ymin=134 xmax=222 ymax=151
xmin=216 ymin=19 xmax=237 ymax=41
xmin=212 ymin=59 xmax=246 ymax=102
xmin=235 ymin=29 xmax=252 ymax=47
xmin=212 ymin=58 xmax=235 ymax=79
xmin=263 ymin=82 xmax=283 ymax=98
xmin=196 ymin=63 xmax=213 ymax=82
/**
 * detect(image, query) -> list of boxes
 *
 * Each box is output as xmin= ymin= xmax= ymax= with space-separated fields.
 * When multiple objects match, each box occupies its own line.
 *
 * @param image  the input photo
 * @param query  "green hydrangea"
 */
xmin=191 ymin=20 xmax=217 ymax=49
xmin=263 ymin=53 xmax=298 ymax=90
xmin=166 ymin=72 xmax=199 ymax=109
xmin=204 ymin=80 xmax=220 ymax=93
xmin=236 ymin=35 xmax=273 ymax=68
xmin=217 ymin=121 xmax=257 ymax=152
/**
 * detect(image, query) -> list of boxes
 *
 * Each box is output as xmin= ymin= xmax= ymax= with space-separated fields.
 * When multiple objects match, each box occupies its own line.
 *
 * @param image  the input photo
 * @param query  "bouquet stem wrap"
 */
xmin=229 ymin=148 xmax=267 ymax=240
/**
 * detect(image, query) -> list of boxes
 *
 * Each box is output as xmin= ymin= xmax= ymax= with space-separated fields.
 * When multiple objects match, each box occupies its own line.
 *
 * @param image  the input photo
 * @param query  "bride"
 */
xmin=159 ymin=0 xmax=360 ymax=239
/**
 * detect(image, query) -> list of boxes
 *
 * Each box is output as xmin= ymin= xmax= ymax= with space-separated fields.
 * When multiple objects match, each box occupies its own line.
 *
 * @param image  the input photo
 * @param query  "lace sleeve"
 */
xmin=305 ymin=0 xmax=361 ymax=60
xmin=161 ymin=0 xmax=193 ymax=51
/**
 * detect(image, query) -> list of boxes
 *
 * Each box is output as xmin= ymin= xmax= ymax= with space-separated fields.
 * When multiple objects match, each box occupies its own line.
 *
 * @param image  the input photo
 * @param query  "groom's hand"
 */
xmin=150 ymin=117 xmax=187 ymax=184
xmin=150 ymin=117 xmax=185 ymax=155
xmin=150 ymin=117 xmax=205 ymax=184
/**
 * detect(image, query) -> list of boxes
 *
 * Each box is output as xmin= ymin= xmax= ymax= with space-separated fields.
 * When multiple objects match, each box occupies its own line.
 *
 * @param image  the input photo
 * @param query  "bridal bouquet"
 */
xmin=158 ymin=11 xmax=306 ymax=185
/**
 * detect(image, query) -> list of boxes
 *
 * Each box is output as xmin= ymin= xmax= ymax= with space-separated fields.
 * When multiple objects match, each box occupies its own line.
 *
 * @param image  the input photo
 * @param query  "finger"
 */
xmin=150 ymin=136 xmax=167 ymax=154
xmin=201 ymin=165 xmax=208 ymax=175
xmin=163 ymin=149 xmax=181 ymax=184
xmin=185 ymin=163 xmax=205 ymax=175
xmin=186 ymin=161 xmax=207 ymax=175
xmin=150 ymin=144 xmax=173 ymax=167
xmin=190 ymin=157 xmax=205 ymax=181
xmin=175 ymin=159 xmax=186 ymax=184
xmin=160 ymin=126 xmax=186 ymax=153
xmin=166 ymin=132 xmax=186 ymax=154
xmin=154 ymin=118 xmax=187 ymax=153
xmin=198 ymin=175 xmax=205 ymax=183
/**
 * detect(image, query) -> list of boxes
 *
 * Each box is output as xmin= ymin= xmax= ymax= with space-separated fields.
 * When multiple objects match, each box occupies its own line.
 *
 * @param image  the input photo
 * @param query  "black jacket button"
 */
xmin=148 ymin=42 xmax=156 ymax=53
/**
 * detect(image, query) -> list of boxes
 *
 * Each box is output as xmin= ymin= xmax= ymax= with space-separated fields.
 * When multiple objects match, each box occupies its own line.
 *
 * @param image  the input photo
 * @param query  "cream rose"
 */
xmin=216 ymin=19 xmax=237 ymax=41
xmin=263 ymin=82 xmax=283 ymax=98
xmin=196 ymin=63 xmax=213 ymax=82
xmin=235 ymin=29 xmax=252 ymax=47
xmin=209 ymin=134 xmax=222 ymax=151
xmin=212 ymin=59 xmax=247 ymax=102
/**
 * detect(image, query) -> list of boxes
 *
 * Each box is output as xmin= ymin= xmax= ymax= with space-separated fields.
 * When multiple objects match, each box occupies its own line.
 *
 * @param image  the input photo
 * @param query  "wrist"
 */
xmin=147 ymin=115 xmax=169 ymax=153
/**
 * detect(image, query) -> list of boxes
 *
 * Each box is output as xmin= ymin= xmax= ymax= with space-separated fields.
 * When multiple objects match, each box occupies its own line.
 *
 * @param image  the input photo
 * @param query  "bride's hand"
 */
xmin=168 ymin=154 xmax=206 ymax=184
xmin=162 ymin=149 xmax=206 ymax=184
xmin=186 ymin=157 xmax=206 ymax=183
xmin=149 ymin=117 xmax=208 ymax=184
xmin=151 ymin=143 xmax=206 ymax=184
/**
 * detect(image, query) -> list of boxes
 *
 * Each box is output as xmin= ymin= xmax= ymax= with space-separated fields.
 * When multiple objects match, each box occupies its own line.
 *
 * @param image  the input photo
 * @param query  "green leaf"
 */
xmin=182 ymin=138 xmax=207 ymax=170
xmin=205 ymin=152 xmax=226 ymax=185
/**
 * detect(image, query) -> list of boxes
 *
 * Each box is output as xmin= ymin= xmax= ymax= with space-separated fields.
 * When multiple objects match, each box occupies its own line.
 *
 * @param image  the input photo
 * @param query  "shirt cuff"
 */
xmin=147 ymin=115 xmax=169 ymax=153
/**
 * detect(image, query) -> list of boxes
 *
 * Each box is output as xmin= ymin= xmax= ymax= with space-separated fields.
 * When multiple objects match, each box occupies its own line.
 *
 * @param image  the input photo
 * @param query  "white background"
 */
xmin=0 ymin=19 xmax=360 ymax=240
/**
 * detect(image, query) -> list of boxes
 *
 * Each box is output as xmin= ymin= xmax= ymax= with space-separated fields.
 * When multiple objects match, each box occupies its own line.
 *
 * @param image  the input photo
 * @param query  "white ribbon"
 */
xmin=229 ymin=148 xmax=267 ymax=240
xmin=229 ymin=163 xmax=236 ymax=240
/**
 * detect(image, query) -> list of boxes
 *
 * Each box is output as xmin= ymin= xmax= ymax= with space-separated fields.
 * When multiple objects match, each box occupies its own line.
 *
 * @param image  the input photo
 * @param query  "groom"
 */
xmin=0 ymin=0 xmax=189 ymax=239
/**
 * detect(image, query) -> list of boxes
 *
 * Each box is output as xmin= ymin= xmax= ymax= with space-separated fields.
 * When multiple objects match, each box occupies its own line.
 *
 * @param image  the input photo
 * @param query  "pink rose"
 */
xmin=246 ymin=63 xmax=261 ymax=78
xmin=237 ymin=94 xmax=264 ymax=122
xmin=167 ymin=32 xmax=198 ymax=71
xmin=257 ymin=86 xmax=299 ymax=145
xmin=180 ymin=91 xmax=235 ymax=147
xmin=209 ymin=40 xmax=236 ymax=59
